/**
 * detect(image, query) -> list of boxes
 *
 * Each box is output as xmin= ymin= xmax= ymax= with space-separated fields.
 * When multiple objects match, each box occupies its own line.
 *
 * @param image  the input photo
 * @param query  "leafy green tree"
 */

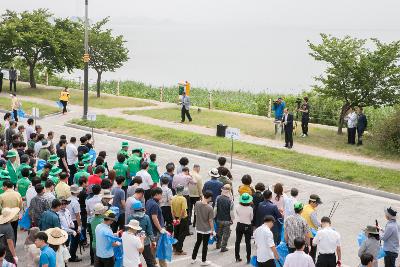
xmin=88 ymin=17 xmax=129 ymax=97
xmin=0 ymin=9 xmax=83 ymax=88
xmin=308 ymin=34 xmax=400 ymax=134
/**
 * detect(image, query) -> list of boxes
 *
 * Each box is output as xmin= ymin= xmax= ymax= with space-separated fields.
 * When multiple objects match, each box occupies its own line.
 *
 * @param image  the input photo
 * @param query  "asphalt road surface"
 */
xmin=11 ymin=111 xmax=399 ymax=267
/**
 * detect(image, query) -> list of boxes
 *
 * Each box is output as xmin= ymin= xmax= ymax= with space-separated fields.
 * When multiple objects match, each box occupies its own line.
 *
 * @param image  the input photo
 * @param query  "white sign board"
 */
xmin=87 ymin=113 xmax=97 ymax=121
xmin=225 ymin=127 xmax=240 ymax=140
xmin=32 ymin=107 xmax=40 ymax=119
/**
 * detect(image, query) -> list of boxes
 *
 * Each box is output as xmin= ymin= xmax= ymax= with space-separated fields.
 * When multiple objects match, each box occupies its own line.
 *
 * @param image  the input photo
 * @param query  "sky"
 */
xmin=1 ymin=0 xmax=400 ymax=93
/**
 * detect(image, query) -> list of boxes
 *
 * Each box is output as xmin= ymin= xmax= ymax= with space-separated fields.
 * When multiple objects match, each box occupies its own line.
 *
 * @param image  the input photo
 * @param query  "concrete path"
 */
xmin=7 ymin=105 xmax=394 ymax=267
xmin=14 ymin=93 xmax=400 ymax=171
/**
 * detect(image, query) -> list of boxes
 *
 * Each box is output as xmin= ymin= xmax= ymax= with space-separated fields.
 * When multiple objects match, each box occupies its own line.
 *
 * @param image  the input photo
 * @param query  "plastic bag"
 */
xmin=208 ymin=235 xmax=216 ymax=245
xmin=357 ymin=231 xmax=385 ymax=259
xmin=89 ymin=149 xmax=96 ymax=164
xmin=114 ymin=245 xmax=123 ymax=267
xmin=250 ymin=256 xmax=257 ymax=266
xmin=37 ymin=159 xmax=46 ymax=171
xmin=156 ymin=233 xmax=177 ymax=262
xmin=18 ymin=208 xmax=31 ymax=230
xmin=110 ymin=206 xmax=120 ymax=220
xmin=275 ymin=241 xmax=288 ymax=266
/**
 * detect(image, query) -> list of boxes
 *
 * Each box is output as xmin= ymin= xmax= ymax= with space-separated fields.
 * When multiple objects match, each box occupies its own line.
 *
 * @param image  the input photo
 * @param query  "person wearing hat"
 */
xmin=127 ymin=148 xmax=143 ymax=177
xmin=45 ymin=227 xmax=70 ymax=267
xmin=122 ymin=219 xmax=145 ymax=267
xmin=0 ymin=170 xmax=11 ymax=194
xmin=100 ymin=189 xmax=114 ymax=210
xmin=90 ymin=203 xmax=107 ymax=263
xmin=36 ymin=162 xmax=52 ymax=179
xmin=86 ymin=184 xmax=102 ymax=264
xmin=55 ymin=172 xmax=71 ymax=199
xmin=284 ymin=202 xmax=309 ymax=254
xmin=215 ymin=183 xmax=234 ymax=253
xmin=128 ymin=200 xmax=156 ymax=267
xmin=313 ymin=216 xmax=341 ymax=267
xmin=74 ymin=162 xmax=89 ymax=185
xmin=301 ymin=194 xmax=322 ymax=262
xmin=235 ymin=193 xmax=253 ymax=263
xmin=49 ymin=166 xmax=62 ymax=185
xmin=95 ymin=210 xmax=120 ymax=266
xmin=171 ymin=184 xmax=190 ymax=255
xmin=0 ymin=180 xmax=22 ymax=243
xmin=5 ymin=150 xmax=18 ymax=185
xmin=67 ymin=184 xmax=82 ymax=262
xmin=38 ymin=140 xmax=51 ymax=161
xmin=47 ymin=154 xmax=60 ymax=166
xmin=39 ymin=199 xmax=62 ymax=231
xmin=118 ymin=141 xmax=129 ymax=160
xmin=358 ymin=226 xmax=380 ymax=267
xmin=58 ymin=197 xmax=76 ymax=237
xmin=379 ymin=207 xmax=399 ymax=267
xmin=202 ymin=168 xmax=223 ymax=206
xmin=0 ymin=207 xmax=20 ymax=265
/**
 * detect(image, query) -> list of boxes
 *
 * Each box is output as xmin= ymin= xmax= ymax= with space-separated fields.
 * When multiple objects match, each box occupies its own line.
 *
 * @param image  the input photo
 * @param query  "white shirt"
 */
xmin=313 ymin=227 xmax=341 ymax=254
xmin=56 ymin=245 xmax=70 ymax=267
xmin=121 ymin=232 xmax=143 ymax=267
xmin=58 ymin=208 xmax=75 ymax=234
xmin=67 ymin=195 xmax=81 ymax=221
xmin=254 ymin=224 xmax=275 ymax=262
xmin=34 ymin=141 xmax=42 ymax=155
xmin=26 ymin=125 xmax=34 ymax=141
xmin=284 ymin=251 xmax=315 ymax=267
xmin=66 ymin=143 xmax=78 ymax=165
xmin=235 ymin=205 xmax=253 ymax=225
xmin=136 ymin=170 xmax=153 ymax=190
xmin=345 ymin=112 xmax=357 ymax=128
xmin=26 ymin=186 xmax=37 ymax=208
xmin=86 ymin=195 xmax=102 ymax=223
xmin=283 ymin=195 xmax=297 ymax=218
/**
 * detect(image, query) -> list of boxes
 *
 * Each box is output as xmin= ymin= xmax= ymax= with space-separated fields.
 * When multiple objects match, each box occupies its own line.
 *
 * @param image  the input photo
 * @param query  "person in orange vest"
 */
xmin=301 ymin=194 xmax=322 ymax=263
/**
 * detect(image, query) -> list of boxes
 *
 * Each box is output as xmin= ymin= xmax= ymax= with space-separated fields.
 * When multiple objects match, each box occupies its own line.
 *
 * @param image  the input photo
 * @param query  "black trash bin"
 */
xmin=216 ymin=124 xmax=228 ymax=137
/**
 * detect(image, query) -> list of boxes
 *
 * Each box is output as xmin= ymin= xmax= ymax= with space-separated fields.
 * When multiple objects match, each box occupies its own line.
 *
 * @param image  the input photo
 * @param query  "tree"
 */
xmin=88 ymin=17 xmax=129 ymax=97
xmin=0 ymin=9 xmax=83 ymax=88
xmin=308 ymin=34 xmax=400 ymax=134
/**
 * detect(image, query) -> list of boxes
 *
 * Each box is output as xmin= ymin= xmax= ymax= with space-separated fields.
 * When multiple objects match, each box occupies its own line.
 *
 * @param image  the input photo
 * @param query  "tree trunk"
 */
xmin=96 ymin=71 xmax=102 ymax=98
xmin=337 ymin=101 xmax=351 ymax=135
xmin=29 ymin=64 xmax=36 ymax=88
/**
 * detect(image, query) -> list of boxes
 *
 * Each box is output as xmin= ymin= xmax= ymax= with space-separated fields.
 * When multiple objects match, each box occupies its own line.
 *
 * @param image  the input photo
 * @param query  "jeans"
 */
xmin=189 ymin=197 xmax=200 ymax=226
xmin=316 ymin=253 xmax=336 ymax=267
xmin=94 ymin=256 xmax=114 ymax=267
xmin=142 ymin=244 xmax=156 ymax=267
xmin=257 ymin=259 xmax=276 ymax=267
xmin=235 ymin=222 xmax=252 ymax=261
xmin=174 ymin=217 xmax=189 ymax=252
xmin=272 ymin=223 xmax=282 ymax=246
xmin=181 ymin=106 xmax=192 ymax=122
xmin=384 ymin=251 xmax=398 ymax=267
xmin=216 ymin=221 xmax=231 ymax=249
xmin=192 ymin=233 xmax=210 ymax=262
xmin=301 ymin=117 xmax=309 ymax=135
xmin=69 ymin=221 xmax=80 ymax=259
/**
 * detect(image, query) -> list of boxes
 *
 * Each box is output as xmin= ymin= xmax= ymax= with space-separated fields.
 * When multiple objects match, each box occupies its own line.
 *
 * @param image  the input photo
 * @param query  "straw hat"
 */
xmin=125 ymin=219 xmax=142 ymax=231
xmin=364 ymin=225 xmax=379 ymax=235
xmin=93 ymin=203 xmax=107 ymax=215
xmin=45 ymin=227 xmax=68 ymax=245
xmin=208 ymin=168 xmax=220 ymax=178
xmin=0 ymin=207 xmax=20 ymax=224
xmin=70 ymin=184 xmax=81 ymax=194
xmin=101 ymin=189 xmax=114 ymax=199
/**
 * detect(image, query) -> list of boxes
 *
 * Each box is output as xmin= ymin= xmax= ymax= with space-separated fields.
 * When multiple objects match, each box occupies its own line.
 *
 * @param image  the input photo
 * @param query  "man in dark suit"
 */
xmin=356 ymin=106 xmax=368 ymax=146
xmin=282 ymin=108 xmax=294 ymax=148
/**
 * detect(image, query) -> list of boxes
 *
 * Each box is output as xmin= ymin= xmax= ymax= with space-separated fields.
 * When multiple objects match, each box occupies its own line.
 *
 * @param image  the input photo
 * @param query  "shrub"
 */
xmin=371 ymin=108 xmax=400 ymax=153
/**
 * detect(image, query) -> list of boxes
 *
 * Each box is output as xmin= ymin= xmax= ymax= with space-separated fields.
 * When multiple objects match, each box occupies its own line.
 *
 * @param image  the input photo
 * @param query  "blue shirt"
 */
xmin=39 ymin=210 xmax=61 ymax=231
xmin=255 ymin=200 xmax=282 ymax=227
xmin=381 ymin=219 xmax=399 ymax=253
xmin=95 ymin=223 xmax=115 ymax=258
xmin=202 ymin=178 xmax=223 ymax=205
xmin=145 ymin=198 xmax=164 ymax=233
xmin=39 ymin=245 xmax=56 ymax=267
xmin=272 ymin=101 xmax=286 ymax=120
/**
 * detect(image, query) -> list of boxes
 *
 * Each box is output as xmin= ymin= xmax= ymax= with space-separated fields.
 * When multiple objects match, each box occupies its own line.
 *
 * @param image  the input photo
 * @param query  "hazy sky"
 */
xmin=2 ymin=0 xmax=400 ymax=92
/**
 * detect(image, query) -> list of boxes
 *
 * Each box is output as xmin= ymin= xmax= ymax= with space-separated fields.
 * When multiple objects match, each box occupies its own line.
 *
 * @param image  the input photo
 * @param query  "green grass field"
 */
xmin=71 ymin=115 xmax=400 ymax=194
xmin=0 ymin=95 xmax=59 ymax=117
xmin=124 ymin=107 xmax=399 ymax=161
xmin=14 ymin=83 xmax=153 ymax=109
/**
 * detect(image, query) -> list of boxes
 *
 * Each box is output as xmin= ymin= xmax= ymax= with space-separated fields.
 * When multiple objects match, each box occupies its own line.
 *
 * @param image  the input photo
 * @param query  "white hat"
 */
xmin=101 ymin=189 xmax=114 ymax=199
xmin=45 ymin=227 xmax=68 ymax=246
xmin=208 ymin=168 xmax=220 ymax=178
xmin=125 ymin=219 xmax=142 ymax=231
xmin=93 ymin=203 xmax=107 ymax=215
xmin=70 ymin=184 xmax=81 ymax=194
xmin=0 ymin=207 xmax=20 ymax=224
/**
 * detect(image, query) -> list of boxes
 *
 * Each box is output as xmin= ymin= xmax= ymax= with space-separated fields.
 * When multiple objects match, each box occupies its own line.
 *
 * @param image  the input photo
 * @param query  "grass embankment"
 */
xmin=124 ymin=108 xmax=400 ymax=161
xmin=0 ymin=95 xmax=59 ymax=117
xmin=71 ymin=115 xmax=400 ymax=194
xmin=15 ymin=83 xmax=153 ymax=109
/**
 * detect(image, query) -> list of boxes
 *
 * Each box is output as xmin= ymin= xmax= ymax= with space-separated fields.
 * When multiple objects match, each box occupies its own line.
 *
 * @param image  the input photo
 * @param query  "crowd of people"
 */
xmin=0 ymin=113 xmax=396 ymax=267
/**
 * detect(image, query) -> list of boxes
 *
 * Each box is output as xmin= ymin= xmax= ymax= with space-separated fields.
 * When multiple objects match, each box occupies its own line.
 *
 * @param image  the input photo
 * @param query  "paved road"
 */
xmin=9 ymin=107 xmax=398 ymax=267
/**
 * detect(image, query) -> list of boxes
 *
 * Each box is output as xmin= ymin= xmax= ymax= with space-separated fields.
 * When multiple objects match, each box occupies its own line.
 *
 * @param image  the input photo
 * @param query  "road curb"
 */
xmin=65 ymin=122 xmax=400 ymax=202
xmin=0 ymin=109 xmax=62 ymax=120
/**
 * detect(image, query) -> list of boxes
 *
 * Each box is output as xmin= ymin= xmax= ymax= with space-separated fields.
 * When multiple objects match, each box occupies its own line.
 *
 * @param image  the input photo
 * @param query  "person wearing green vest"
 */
xmin=0 ymin=170 xmax=11 ymax=194
xmin=77 ymin=153 xmax=93 ymax=173
xmin=36 ymin=162 xmax=52 ymax=179
xmin=74 ymin=162 xmax=90 ymax=185
xmin=113 ymin=153 xmax=130 ymax=188
xmin=148 ymin=153 xmax=160 ymax=184
xmin=118 ymin=141 xmax=130 ymax=160
xmin=16 ymin=168 xmax=31 ymax=198
xmin=5 ymin=150 xmax=18 ymax=185
xmin=127 ymin=148 xmax=143 ymax=177
xmin=48 ymin=166 xmax=62 ymax=185
xmin=16 ymin=154 xmax=32 ymax=180
xmin=37 ymin=140 xmax=51 ymax=161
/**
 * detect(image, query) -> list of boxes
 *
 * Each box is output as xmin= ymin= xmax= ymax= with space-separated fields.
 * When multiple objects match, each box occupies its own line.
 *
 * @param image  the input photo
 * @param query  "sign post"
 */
xmin=225 ymin=127 xmax=240 ymax=169
xmin=87 ymin=113 xmax=97 ymax=145
xmin=32 ymin=107 xmax=40 ymax=127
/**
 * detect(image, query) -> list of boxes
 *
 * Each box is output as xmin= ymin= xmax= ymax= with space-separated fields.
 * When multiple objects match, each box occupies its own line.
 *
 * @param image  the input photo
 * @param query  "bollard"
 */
xmin=117 ymin=80 xmax=120 ymax=96
xmin=268 ymin=98 xmax=272 ymax=118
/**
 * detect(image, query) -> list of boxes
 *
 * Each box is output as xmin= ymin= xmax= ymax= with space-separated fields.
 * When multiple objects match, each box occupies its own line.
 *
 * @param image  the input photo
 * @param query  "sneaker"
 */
xmin=174 ymin=251 xmax=187 ymax=255
xmin=191 ymin=259 xmax=197 ymax=264
xmin=220 ymin=247 xmax=229 ymax=252
xmin=201 ymin=261 xmax=211 ymax=266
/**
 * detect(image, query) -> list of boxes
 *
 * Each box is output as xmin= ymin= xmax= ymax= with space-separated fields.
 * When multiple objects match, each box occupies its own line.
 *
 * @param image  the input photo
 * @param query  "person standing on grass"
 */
xmin=282 ymin=107 xmax=294 ymax=149
xmin=188 ymin=164 xmax=203 ymax=227
xmin=345 ymin=107 xmax=357 ymax=145
xmin=191 ymin=190 xmax=215 ymax=266
xmin=180 ymin=91 xmax=192 ymax=123
xmin=313 ymin=216 xmax=341 ymax=267
xmin=379 ymin=207 xmax=399 ymax=267
xmin=284 ymin=202 xmax=309 ymax=254
xmin=298 ymin=96 xmax=310 ymax=137
xmin=59 ymin=87 xmax=70 ymax=115
xmin=171 ymin=185 xmax=189 ymax=255
xmin=254 ymin=215 xmax=280 ymax=267
xmin=235 ymin=193 xmax=253 ymax=263
xmin=215 ymin=184 xmax=234 ymax=252
xmin=8 ymin=67 xmax=17 ymax=93
xmin=283 ymin=237 xmax=315 ymax=267
xmin=356 ymin=107 xmax=368 ymax=146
